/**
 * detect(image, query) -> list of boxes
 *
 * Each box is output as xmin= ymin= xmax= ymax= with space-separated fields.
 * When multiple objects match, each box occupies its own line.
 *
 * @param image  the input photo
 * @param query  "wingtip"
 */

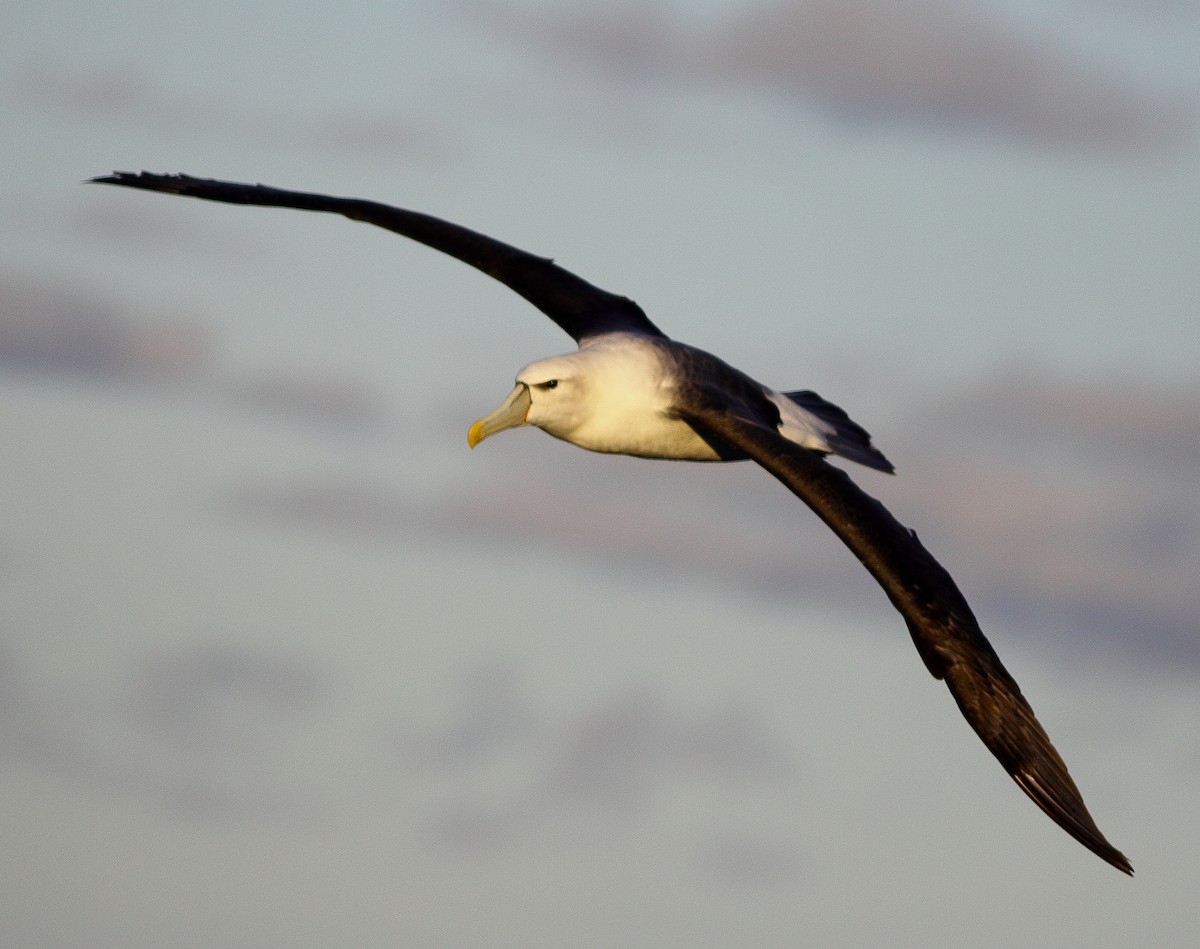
xmin=1107 ymin=846 xmax=1134 ymax=877
xmin=86 ymin=170 xmax=137 ymax=185
xmin=1012 ymin=770 xmax=1133 ymax=876
xmin=85 ymin=171 xmax=193 ymax=192
xmin=1091 ymin=839 xmax=1134 ymax=876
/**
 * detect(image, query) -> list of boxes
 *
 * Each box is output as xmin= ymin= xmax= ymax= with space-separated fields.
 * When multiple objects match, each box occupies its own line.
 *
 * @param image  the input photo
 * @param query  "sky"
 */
xmin=2 ymin=0 xmax=1199 ymax=946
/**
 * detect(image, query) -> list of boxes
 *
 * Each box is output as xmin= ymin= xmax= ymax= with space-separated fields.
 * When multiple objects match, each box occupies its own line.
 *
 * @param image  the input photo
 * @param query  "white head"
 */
xmin=467 ymin=353 xmax=591 ymax=447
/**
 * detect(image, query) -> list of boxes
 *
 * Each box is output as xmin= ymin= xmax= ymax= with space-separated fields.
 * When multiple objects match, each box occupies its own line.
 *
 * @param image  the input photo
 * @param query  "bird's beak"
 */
xmin=468 ymin=383 xmax=532 ymax=448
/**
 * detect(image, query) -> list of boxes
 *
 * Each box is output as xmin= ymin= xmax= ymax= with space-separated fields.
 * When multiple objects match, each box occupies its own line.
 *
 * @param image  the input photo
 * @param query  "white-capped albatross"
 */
xmin=90 ymin=171 xmax=1132 ymax=875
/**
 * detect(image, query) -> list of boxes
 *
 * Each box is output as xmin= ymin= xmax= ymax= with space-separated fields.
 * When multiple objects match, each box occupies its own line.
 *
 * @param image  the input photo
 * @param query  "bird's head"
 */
xmin=467 ymin=354 xmax=589 ymax=447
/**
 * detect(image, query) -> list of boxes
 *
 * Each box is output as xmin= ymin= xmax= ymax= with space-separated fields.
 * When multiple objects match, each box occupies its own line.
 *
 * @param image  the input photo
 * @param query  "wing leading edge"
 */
xmin=89 ymin=172 xmax=664 ymax=344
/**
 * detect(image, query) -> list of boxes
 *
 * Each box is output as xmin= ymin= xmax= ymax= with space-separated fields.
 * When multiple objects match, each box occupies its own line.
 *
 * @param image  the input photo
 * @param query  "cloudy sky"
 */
xmin=2 ymin=1 xmax=1198 ymax=946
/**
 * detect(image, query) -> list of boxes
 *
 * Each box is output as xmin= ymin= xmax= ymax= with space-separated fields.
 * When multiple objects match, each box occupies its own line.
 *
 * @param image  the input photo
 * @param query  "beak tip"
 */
xmin=467 ymin=384 xmax=531 ymax=450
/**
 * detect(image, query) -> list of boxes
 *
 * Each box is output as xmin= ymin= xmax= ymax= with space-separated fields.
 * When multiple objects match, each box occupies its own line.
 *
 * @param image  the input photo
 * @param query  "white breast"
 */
xmin=517 ymin=334 xmax=723 ymax=460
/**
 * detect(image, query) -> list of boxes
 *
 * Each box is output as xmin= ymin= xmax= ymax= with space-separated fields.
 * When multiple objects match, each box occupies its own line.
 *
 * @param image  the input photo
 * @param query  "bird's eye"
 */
xmin=540 ymin=380 xmax=558 ymax=390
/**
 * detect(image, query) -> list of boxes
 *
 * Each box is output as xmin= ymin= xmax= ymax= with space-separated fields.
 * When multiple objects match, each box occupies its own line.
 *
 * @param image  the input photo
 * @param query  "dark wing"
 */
xmin=675 ymin=394 xmax=1132 ymax=875
xmin=89 ymin=171 xmax=665 ymax=344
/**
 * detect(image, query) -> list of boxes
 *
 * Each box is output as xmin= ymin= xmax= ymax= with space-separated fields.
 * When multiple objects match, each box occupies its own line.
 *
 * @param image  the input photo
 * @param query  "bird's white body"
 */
xmin=515 ymin=333 xmax=838 ymax=461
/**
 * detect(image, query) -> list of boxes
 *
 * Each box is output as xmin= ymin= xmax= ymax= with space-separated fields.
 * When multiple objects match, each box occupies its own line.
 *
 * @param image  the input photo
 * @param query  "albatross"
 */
xmin=91 ymin=171 xmax=1132 ymax=875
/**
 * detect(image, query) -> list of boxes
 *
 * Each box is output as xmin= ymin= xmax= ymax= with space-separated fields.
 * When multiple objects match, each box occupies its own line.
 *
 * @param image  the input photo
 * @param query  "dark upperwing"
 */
xmin=675 ymin=393 xmax=1132 ymax=875
xmin=89 ymin=172 xmax=665 ymax=345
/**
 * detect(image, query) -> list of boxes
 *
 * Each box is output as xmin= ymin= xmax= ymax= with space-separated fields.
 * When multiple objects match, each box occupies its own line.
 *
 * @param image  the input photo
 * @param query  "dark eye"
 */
xmin=540 ymin=380 xmax=558 ymax=390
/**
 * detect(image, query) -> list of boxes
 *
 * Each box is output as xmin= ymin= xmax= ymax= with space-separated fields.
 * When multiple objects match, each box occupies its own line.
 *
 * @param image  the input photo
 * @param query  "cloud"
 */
xmin=458 ymin=0 xmax=680 ymax=81
xmin=221 ymin=369 xmax=391 ymax=432
xmin=696 ymin=834 xmax=804 ymax=884
xmin=8 ymin=62 xmax=458 ymax=167
xmin=135 ymin=642 xmax=326 ymax=752
xmin=68 ymin=192 xmax=267 ymax=265
xmin=536 ymin=687 xmax=794 ymax=810
xmin=128 ymin=643 xmax=329 ymax=819
xmin=456 ymin=0 xmax=1191 ymax=151
xmin=892 ymin=372 xmax=1200 ymax=661
xmin=395 ymin=659 xmax=541 ymax=772
xmin=0 ymin=277 xmax=392 ymax=432
xmin=0 ymin=635 xmax=329 ymax=819
xmin=0 ymin=276 xmax=210 ymax=380
xmin=392 ymin=662 xmax=798 ymax=859
xmin=701 ymin=0 xmax=1187 ymax=149
xmin=215 ymin=369 xmax=1200 ymax=670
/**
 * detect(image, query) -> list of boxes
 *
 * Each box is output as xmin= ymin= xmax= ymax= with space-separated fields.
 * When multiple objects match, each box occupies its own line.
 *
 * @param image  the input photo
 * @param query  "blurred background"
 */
xmin=2 ymin=1 xmax=1197 ymax=946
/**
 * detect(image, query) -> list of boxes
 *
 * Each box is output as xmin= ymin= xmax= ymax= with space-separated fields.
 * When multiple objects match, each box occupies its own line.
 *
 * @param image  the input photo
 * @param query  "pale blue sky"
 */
xmin=2 ymin=1 xmax=1199 ymax=946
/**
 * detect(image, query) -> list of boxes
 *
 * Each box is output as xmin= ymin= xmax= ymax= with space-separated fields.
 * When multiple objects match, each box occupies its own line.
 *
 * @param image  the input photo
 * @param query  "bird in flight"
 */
xmin=91 ymin=171 xmax=1132 ymax=874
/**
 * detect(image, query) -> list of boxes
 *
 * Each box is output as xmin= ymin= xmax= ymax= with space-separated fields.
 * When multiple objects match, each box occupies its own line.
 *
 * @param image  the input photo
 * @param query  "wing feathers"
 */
xmin=781 ymin=389 xmax=894 ymax=473
xmin=677 ymin=399 xmax=1132 ymax=875
xmin=89 ymin=172 xmax=664 ymax=344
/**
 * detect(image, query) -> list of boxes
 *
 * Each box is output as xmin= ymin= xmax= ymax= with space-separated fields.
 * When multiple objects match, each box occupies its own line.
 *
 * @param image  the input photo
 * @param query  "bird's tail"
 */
xmin=779 ymin=389 xmax=895 ymax=474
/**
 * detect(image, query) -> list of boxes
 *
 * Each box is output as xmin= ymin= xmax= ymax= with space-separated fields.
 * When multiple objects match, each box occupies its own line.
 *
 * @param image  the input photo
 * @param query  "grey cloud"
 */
xmin=220 ymin=370 xmax=391 ymax=432
xmin=9 ymin=62 xmax=458 ymax=167
xmin=426 ymin=803 xmax=533 ymax=853
xmin=395 ymin=660 xmax=541 ymax=771
xmin=123 ymin=644 xmax=328 ymax=819
xmin=0 ymin=634 xmax=329 ymax=820
xmin=392 ymin=662 xmax=797 ymax=853
xmin=217 ymin=478 xmax=436 ymax=544
xmin=0 ymin=635 xmax=125 ymax=792
xmin=0 ymin=277 xmax=391 ymax=432
xmin=0 ymin=276 xmax=210 ymax=380
xmin=697 ymin=834 xmax=804 ymax=884
xmin=538 ymin=688 xmax=795 ymax=811
xmin=397 ymin=665 xmax=795 ymax=792
xmin=68 ymin=196 xmax=266 ymax=265
xmin=135 ymin=642 xmax=326 ymax=751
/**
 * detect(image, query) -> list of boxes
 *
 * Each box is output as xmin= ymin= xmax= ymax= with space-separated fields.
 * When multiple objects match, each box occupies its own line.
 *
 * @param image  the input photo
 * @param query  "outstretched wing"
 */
xmin=676 ymin=394 xmax=1132 ymax=875
xmin=89 ymin=172 xmax=665 ymax=345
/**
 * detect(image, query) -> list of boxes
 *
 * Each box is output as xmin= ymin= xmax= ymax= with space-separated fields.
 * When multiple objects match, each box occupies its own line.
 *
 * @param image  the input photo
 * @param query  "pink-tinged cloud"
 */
xmin=458 ymin=0 xmax=1190 ymax=151
xmin=702 ymin=0 xmax=1186 ymax=150
xmin=459 ymin=1 xmax=679 ymax=79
